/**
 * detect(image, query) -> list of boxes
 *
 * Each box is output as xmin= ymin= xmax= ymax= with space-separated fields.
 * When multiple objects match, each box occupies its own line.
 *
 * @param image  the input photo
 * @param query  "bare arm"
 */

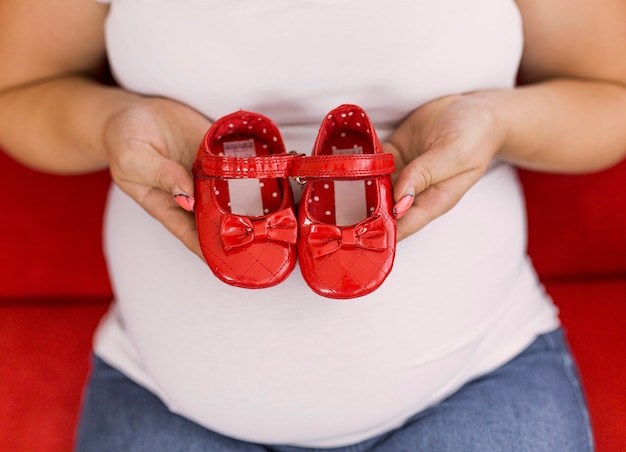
xmin=0 ymin=0 xmax=210 ymax=256
xmin=0 ymin=0 xmax=122 ymax=172
xmin=496 ymin=0 xmax=626 ymax=172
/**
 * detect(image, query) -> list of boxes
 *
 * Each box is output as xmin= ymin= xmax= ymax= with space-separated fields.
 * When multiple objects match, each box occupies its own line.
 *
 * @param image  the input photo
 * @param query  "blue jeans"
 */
xmin=75 ymin=329 xmax=593 ymax=451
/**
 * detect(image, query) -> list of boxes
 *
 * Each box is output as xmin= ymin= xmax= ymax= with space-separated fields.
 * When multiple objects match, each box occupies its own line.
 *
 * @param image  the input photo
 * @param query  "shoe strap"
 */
xmin=193 ymin=153 xmax=297 ymax=179
xmin=291 ymin=154 xmax=395 ymax=180
xmin=193 ymin=152 xmax=395 ymax=180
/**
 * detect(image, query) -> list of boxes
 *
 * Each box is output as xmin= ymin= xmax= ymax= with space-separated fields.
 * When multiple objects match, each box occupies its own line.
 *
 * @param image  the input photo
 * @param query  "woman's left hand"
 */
xmin=385 ymin=92 xmax=506 ymax=241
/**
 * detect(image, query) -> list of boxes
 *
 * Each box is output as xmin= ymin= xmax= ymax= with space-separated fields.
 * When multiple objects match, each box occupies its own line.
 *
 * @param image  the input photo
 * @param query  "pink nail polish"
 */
xmin=393 ymin=193 xmax=414 ymax=219
xmin=174 ymin=194 xmax=195 ymax=212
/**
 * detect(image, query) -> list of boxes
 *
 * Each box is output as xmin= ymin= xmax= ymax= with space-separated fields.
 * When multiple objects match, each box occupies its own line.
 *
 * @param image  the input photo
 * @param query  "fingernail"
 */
xmin=174 ymin=194 xmax=195 ymax=212
xmin=393 ymin=192 xmax=414 ymax=219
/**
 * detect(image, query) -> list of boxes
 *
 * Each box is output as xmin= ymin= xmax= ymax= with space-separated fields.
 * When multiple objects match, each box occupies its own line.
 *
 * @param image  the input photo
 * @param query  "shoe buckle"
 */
xmin=288 ymin=150 xmax=309 ymax=185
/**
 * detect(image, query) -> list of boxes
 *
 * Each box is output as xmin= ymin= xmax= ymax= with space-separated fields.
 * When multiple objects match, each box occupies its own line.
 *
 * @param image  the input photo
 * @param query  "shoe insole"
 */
xmin=310 ymin=131 xmax=377 ymax=226
xmin=212 ymin=135 xmax=283 ymax=216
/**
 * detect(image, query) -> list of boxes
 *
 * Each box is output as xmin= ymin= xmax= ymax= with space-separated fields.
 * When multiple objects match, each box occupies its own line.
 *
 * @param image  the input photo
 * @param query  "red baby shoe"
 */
xmin=193 ymin=111 xmax=298 ymax=289
xmin=294 ymin=104 xmax=396 ymax=299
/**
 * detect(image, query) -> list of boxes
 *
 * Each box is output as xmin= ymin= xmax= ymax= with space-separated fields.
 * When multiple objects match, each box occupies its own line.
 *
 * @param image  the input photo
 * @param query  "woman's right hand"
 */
xmin=103 ymin=96 xmax=211 ymax=259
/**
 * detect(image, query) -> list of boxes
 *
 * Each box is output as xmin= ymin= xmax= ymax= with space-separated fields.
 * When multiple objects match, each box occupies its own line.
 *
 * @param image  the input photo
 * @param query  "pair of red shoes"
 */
xmin=192 ymin=104 xmax=396 ymax=299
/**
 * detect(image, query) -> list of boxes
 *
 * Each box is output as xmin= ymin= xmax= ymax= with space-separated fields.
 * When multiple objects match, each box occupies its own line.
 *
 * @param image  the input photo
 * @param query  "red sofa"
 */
xmin=1 ymin=148 xmax=625 ymax=452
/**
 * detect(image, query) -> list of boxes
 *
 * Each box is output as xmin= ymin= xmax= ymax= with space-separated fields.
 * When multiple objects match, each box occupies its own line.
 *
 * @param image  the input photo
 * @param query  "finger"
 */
xmin=395 ymin=170 xmax=477 ymax=241
xmin=392 ymin=139 xmax=470 ymax=203
xmin=115 ymin=142 xmax=196 ymax=207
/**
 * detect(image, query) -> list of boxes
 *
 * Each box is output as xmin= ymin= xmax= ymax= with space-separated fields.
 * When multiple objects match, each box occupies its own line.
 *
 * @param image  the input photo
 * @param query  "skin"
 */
xmin=1 ymin=0 xmax=625 ymax=254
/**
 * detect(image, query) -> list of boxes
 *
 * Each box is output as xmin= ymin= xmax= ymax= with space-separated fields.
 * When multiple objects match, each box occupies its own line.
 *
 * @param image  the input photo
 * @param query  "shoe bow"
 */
xmin=221 ymin=209 xmax=298 ymax=251
xmin=308 ymin=216 xmax=388 ymax=259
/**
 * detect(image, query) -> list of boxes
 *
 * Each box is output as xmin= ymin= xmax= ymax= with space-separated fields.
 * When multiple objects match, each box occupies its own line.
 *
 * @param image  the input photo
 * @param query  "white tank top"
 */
xmin=95 ymin=0 xmax=558 ymax=447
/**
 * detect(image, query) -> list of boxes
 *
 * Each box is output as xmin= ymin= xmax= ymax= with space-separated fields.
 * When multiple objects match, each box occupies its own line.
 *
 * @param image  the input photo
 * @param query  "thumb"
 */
xmin=116 ymin=141 xmax=197 ymax=211
xmin=392 ymin=135 xmax=471 ymax=212
xmin=391 ymin=153 xmax=435 ymax=220
xmin=156 ymin=158 xmax=196 ymax=212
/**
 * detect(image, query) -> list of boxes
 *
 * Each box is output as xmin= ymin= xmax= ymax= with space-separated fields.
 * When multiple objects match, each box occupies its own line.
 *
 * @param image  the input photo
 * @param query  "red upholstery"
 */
xmin=519 ymin=161 xmax=626 ymax=451
xmin=521 ymin=162 xmax=626 ymax=280
xmin=1 ymin=148 xmax=625 ymax=451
